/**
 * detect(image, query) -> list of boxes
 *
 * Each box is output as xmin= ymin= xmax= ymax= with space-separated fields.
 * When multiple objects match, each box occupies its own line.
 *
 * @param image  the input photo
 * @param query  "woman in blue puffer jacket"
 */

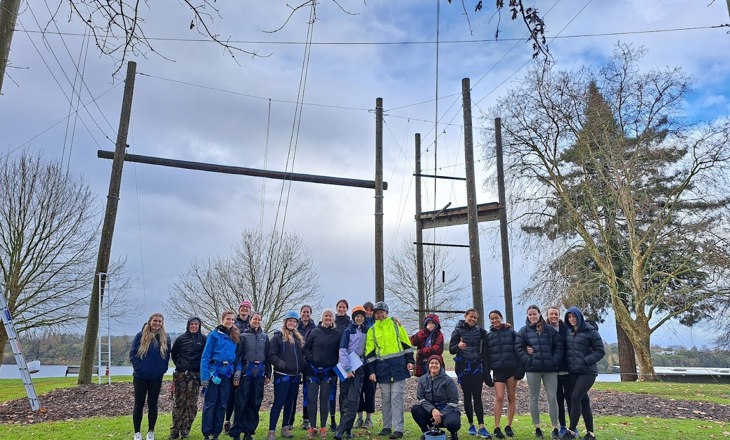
xmin=130 ymin=312 xmax=171 ymax=440
xmin=200 ymin=310 xmax=240 ymax=440
xmin=560 ymin=307 xmax=604 ymax=440
xmin=515 ymin=305 xmax=563 ymax=439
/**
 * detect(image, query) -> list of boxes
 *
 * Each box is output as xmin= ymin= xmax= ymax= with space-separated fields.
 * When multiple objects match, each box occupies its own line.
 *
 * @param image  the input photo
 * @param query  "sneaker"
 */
xmin=535 ymin=428 xmax=544 ymax=439
xmin=320 ymin=427 xmax=328 ymax=438
xmin=389 ymin=432 xmax=403 ymax=439
xmin=355 ymin=419 xmax=364 ymax=429
xmin=303 ymin=420 xmax=312 ymax=430
xmin=468 ymin=426 xmax=478 ymax=436
xmin=147 ymin=433 xmax=155 ymax=440
xmin=330 ymin=422 xmax=338 ymax=432
xmin=504 ymin=426 xmax=514 ymax=438
xmin=493 ymin=428 xmax=505 ymax=439
xmin=346 ymin=431 xmax=353 ymax=439
xmin=478 ymin=427 xmax=492 ymax=439
xmin=334 ymin=434 xmax=342 ymax=440
xmin=451 ymin=434 xmax=459 ymax=440
xmin=559 ymin=430 xmax=577 ymax=440
xmin=551 ymin=428 xmax=560 ymax=440
xmin=224 ymin=422 xmax=231 ymax=434
xmin=134 ymin=433 xmax=143 ymax=440
xmin=282 ymin=426 xmax=294 ymax=438
xmin=244 ymin=435 xmax=253 ymax=440
xmin=363 ymin=419 xmax=373 ymax=429
xmin=581 ymin=435 xmax=595 ymax=440
xmin=377 ymin=429 xmax=392 ymax=437
xmin=308 ymin=428 xmax=317 ymax=439
xmin=267 ymin=431 xmax=276 ymax=440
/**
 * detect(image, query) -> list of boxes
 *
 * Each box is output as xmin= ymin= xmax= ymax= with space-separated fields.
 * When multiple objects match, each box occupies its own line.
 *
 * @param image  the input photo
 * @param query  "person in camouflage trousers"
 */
xmin=170 ymin=317 xmax=206 ymax=439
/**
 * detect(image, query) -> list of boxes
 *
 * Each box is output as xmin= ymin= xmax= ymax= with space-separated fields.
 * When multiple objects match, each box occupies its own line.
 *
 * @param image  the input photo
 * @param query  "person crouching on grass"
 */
xmin=411 ymin=354 xmax=461 ymax=440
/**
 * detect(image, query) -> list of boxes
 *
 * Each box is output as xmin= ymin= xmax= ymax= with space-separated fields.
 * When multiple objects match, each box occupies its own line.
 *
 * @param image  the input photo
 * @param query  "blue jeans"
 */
xmin=269 ymin=373 xmax=300 ymax=430
xmin=201 ymin=379 xmax=231 ymax=437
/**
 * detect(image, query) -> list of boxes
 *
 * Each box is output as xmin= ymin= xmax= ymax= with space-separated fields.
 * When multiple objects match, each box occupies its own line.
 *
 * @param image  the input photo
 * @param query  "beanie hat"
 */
xmin=427 ymin=354 xmax=445 ymax=369
xmin=240 ymin=300 xmax=252 ymax=308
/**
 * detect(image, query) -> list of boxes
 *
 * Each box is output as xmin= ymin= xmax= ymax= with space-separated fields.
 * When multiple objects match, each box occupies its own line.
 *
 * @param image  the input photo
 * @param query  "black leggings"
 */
xmin=133 ymin=376 xmax=163 ymax=433
xmin=567 ymin=373 xmax=595 ymax=433
xmin=460 ymin=373 xmax=484 ymax=425
xmin=556 ymin=373 xmax=570 ymax=427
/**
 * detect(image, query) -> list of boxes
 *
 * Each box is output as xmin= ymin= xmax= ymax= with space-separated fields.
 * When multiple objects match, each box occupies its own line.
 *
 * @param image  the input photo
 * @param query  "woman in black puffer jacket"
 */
xmin=484 ymin=310 xmax=520 ymax=439
xmin=561 ymin=307 xmax=604 ymax=440
xmin=515 ymin=305 xmax=563 ymax=439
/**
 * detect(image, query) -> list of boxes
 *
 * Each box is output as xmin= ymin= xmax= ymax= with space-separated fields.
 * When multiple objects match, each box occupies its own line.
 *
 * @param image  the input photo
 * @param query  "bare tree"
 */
xmin=487 ymin=43 xmax=730 ymax=380
xmin=166 ymin=228 xmax=320 ymax=332
xmin=385 ymin=239 xmax=466 ymax=334
xmin=0 ymin=152 xmax=98 ymax=352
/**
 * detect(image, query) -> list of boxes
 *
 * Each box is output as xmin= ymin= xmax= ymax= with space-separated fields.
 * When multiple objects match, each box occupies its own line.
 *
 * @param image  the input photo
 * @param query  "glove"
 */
xmin=234 ymin=371 xmax=242 ymax=381
xmin=200 ymin=386 xmax=207 ymax=397
xmin=483 ymin=371 xmax=494 ymax=388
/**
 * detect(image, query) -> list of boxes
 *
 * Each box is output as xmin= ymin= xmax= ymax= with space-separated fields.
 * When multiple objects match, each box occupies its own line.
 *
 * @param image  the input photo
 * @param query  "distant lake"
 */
xmin=1 ymin=365 xmax=622 ymax=382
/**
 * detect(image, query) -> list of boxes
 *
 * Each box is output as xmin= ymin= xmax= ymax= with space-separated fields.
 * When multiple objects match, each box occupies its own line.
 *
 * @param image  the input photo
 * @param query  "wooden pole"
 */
xmin=375 ymin=98 xmax=385 ymax=302
xmin=462 ymin=78 xmax=485 ymax=327
xmin=0 ymin=0 xmax=21 ymax=95
xmin=495 ymin=118 xmax=514 ymax=325
xmin=415 ymin=133 xmax=426 ymax=326
xmin=79 ymin=61 xmax=137 ymax=384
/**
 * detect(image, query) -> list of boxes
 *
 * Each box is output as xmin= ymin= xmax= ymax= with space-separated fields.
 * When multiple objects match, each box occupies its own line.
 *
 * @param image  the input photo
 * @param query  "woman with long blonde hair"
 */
xmin=130 ymin=313 xmax=171 ymax=440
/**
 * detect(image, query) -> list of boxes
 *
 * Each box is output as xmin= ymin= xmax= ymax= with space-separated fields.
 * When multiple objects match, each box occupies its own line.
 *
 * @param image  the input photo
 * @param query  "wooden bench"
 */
xmin=65 ymin=366 xmax=100 ymax=376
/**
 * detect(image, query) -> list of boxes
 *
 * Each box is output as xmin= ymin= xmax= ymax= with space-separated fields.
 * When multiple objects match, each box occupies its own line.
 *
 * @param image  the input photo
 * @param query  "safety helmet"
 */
xmin=351 ymin=306 xmax=367 ymax=320
xmin=283 ymin=310 xmax=300 ymax=322
xmin=373 ymin=301 xmax=389 ymax=314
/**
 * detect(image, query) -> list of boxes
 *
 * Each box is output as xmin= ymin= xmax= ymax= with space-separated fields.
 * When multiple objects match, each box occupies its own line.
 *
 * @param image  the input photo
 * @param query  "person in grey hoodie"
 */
xmin=410 ymin=354 xmax=461 ymax=440
xmin=560 ymin=307 xmax=604 ymax=440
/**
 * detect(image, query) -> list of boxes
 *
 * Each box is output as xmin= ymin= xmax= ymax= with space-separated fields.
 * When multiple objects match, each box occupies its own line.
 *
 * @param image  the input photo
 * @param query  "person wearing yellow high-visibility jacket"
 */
xmin=364 ymin=301 xmax=415 ymax=440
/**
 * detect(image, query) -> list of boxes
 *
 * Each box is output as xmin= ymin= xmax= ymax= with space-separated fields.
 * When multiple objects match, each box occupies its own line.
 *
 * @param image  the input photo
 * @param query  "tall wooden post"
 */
xmin=0 ymin=0 xmax=21 ymax=95
xmin=494 ymin=118 xmax=514 ymax=325
xmin=79 ymin=61 xmax=137 ymax=384
xmin=462 ymin=78 xmax=485 ymax=327
xmin=375 ymin=98 xmax=384 ymax=302
xmin=415 ymin=133 xmax=426 ymax=326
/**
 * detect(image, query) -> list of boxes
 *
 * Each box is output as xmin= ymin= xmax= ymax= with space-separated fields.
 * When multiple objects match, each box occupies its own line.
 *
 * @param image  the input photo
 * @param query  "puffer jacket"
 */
xmin=549 ymin=320 xmax=570 ymax=373
xmin=339 ymin=321 xmax=367 ymax=373
xmin=515 ymin=318 xmax=563 ymax=372
xmin=297 ymin=320 xmax=316 ymax=341
xmin=335 ymin=314 xmax=352 ymax=332
xmin=200 ymin=325 xmax=237 ymax=382
xmin=234 ymin=315 xmax=250 ymax=333
xmin=416 ymin=367 xmax=460 ymax=417
xmin=304 ymin=323 xmax=342 ymax=368
xmin=171 ymin=317 xmax=206 ymax=372
xmin=235 ymin=326 xmax=271 ymax=379
xmin=269 ymin=330 xmax=306 ymax=376
xmin=130 ymin=330 xmax=171 ymax=381
xmin=449 ymin=319 xmax=488 ymax=375
xmin=411 ymin=314 xmax=445 ymax=377
xmin=564 ymin=307 xmax=605 ymax=375
xmin=364 ymin=316 xmax=415 ymax=383
xmin=485 ymin=324 xmax=519 ymax=371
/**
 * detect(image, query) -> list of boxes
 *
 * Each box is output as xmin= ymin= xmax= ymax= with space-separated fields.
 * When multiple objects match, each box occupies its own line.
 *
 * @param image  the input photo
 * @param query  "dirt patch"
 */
xmin=1 ymin=379 xmax=728 ymax=425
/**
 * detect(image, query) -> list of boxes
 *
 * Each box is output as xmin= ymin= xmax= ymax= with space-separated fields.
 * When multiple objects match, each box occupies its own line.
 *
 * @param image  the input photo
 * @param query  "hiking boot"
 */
xmin=493 ymin=428 xmax=505 ymax=439
xmin=224 ymin=422 xmax=231 ymax=434
xmin=320 ymin=427 xmax=328 ymax=438
xmin=346 ymin=431 xmax=353 ymax=439
xmin=377 ymin=429 xmax=392 ymax=437
xmin=231 ymin=435 xmax=241 ymax=440
xmin=244 ymin=435 xmax=253 ymax=440
xmin=535 ymin=428 xmax=544 ymax=439
xmin=282 ymin=426 xmax=294 ymax=438
xmin=363 ymin=419 xmax=373 ymax=429
xmin=551 ymin=428 xmax=560 ymax=440
xmin=451 ymin=433 xmax=459 ymax=440
xmin=504 ymin=426 xmax=514 ymax=438
xmin=355 ymin=418 xmax=364 ymax=429
xmin=267 ymin=431 xmax=276 ymax=440
xmin=468 ymin=426 xmax=477 ymax=436
xmin=389 ymin=432 xmax=403 ymax=439
xmin=307 ymin=428 xmax=317 ymax=439
xmin=169 ymin=431 xmax=179 ymax=440
xmin=330 ymin=422 xmax=338 ymax=432
xmin=302 ymin=420 xmax=312 ymax=430
xmin=478 ymin=427 xmax=492 ymax=439
xmin=334 ymin=434 xmax=342 ymax=440
xmin=134 ymin=433 xmax=143 ymax=440
xmin=581 ymin=434 xmax=595 ymax=440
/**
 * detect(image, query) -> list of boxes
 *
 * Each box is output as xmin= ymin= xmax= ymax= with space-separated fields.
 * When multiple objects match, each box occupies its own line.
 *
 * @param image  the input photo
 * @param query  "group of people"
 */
xmin=128 ymin=301 xmax=604 ymax=440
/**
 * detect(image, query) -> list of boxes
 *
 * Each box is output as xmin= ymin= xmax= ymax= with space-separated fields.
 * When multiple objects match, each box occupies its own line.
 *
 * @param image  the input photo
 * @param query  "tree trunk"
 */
xmin=616 ymin=322 xmax=638 ymax=381
xmin=633 ymin=332 xmax=657 ymax=381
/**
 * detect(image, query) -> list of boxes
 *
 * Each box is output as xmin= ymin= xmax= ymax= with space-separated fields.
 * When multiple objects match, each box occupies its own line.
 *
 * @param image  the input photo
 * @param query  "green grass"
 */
xmin=592 ymin=381 xmax=730 ymax=405
xmin=0 ymin=375 xmax=133 ymax=402
xmin=1 ymin=412 xmax=728 ymax=440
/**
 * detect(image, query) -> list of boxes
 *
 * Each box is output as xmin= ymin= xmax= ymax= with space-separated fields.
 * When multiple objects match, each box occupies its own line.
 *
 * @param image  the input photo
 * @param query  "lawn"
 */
xmin=592 ymin=381 xmax=730 ymax=405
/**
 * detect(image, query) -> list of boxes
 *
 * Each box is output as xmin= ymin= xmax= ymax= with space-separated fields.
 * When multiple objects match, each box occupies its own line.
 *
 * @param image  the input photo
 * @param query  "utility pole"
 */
xmin=415 ymin=133 xmax=426 ymax=326
xmin=462 ymin=78 xmax=485 ymax=327
xmin=494 ymin=118 xmax=514 ymax=325
xmin=375 ymin=98 xmax=384 ymax=302
xmin=79 ymin=61 xmax=137 ymax=384
xmin=0 ymin=0 xmax=21 ymax=95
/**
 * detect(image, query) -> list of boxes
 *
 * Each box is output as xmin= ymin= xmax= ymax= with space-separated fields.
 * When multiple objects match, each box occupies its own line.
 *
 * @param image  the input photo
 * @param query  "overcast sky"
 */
xmin=1 ymin=1 xmax=729 ymax=346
